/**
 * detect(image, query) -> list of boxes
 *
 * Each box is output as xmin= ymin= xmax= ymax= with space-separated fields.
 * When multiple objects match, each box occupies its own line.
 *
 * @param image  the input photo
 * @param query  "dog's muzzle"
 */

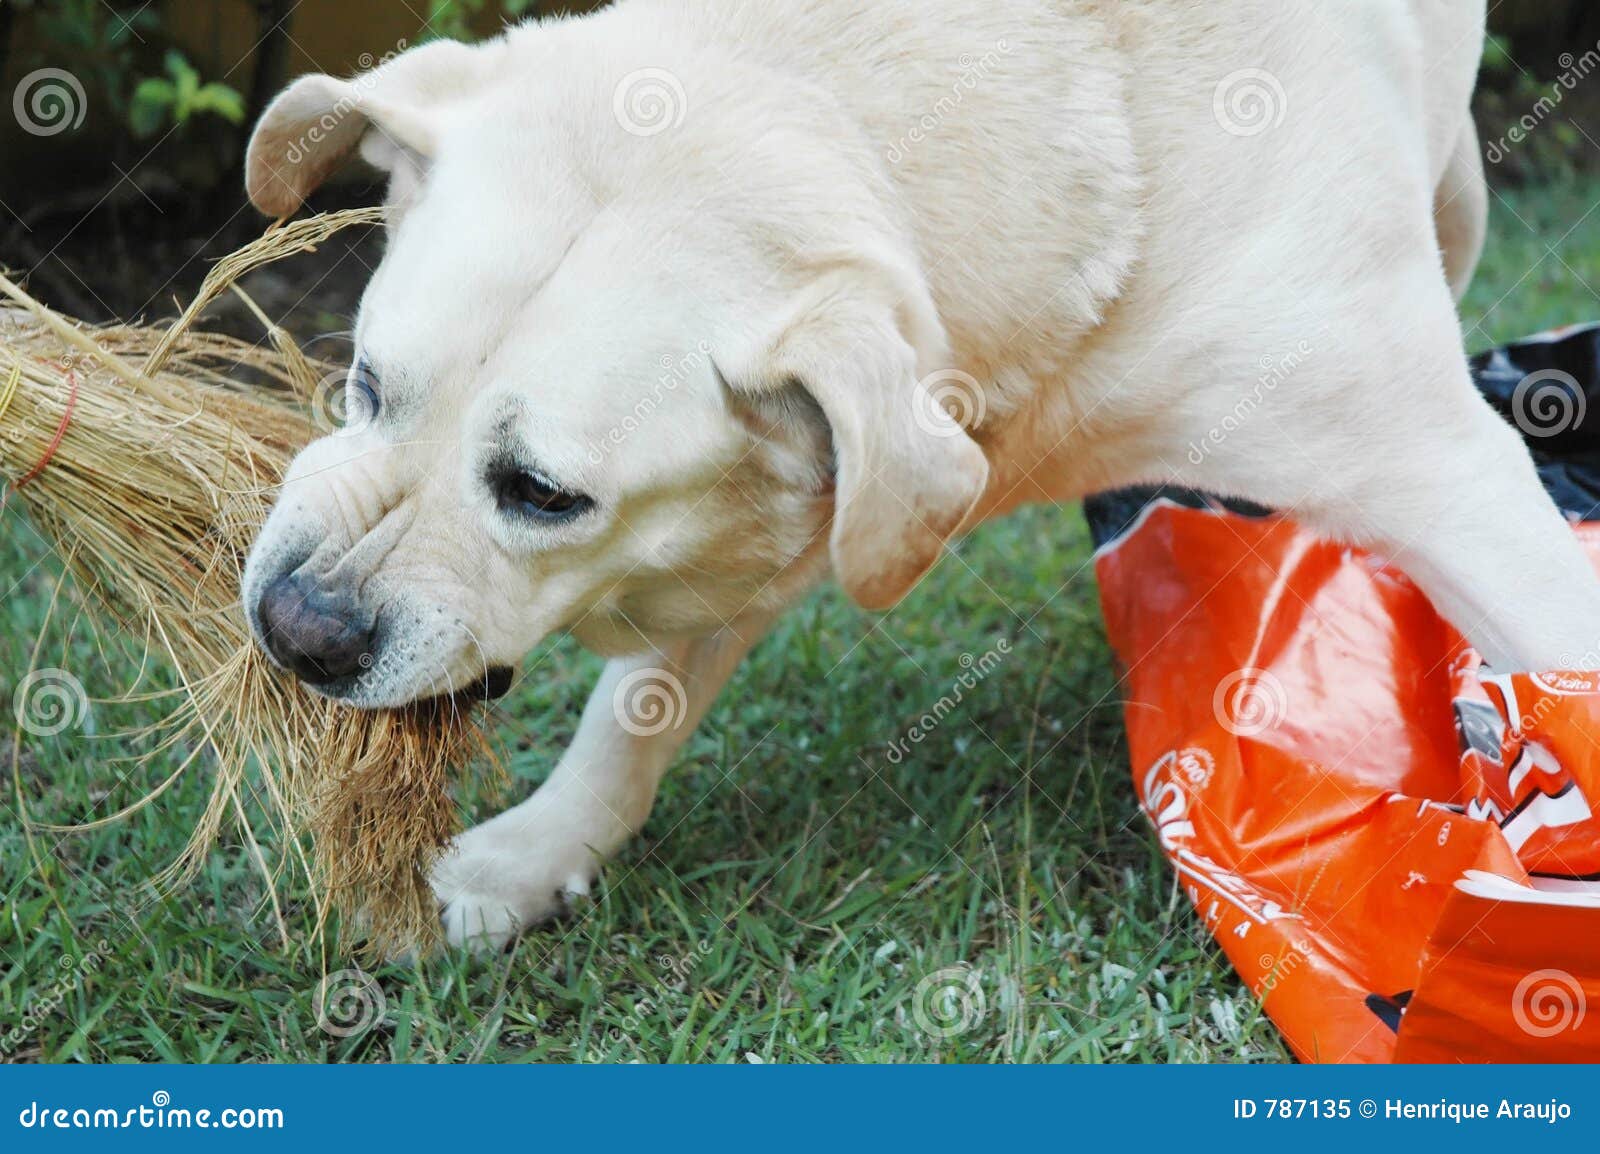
xmin=256 ymin=571 xmax=376 ymax=685
xmin=254 ymin=570 xmax=516 ymax=703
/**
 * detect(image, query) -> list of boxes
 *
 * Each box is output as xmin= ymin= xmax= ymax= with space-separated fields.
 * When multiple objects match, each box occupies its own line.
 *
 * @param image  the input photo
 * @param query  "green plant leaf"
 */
xmin=193 ymin=83 xmax=246 ymax=124
xmin=128 ymin=77 xmax=177 ymax=137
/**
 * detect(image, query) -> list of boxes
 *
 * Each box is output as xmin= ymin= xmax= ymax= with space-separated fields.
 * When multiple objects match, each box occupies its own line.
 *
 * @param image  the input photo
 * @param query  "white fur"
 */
xmin=240 ymin=0 xmax=1600 ymax=949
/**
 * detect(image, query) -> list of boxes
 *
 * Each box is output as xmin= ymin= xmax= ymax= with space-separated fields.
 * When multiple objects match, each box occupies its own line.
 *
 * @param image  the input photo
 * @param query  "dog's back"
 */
xmin=632 ymin=0 xmax=1486 ymax=452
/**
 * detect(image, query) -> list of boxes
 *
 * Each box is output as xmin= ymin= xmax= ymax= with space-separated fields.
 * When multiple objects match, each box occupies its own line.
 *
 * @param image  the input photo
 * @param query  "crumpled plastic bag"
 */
xmin=1085 ymin=325 xmax=1600 ymax=1062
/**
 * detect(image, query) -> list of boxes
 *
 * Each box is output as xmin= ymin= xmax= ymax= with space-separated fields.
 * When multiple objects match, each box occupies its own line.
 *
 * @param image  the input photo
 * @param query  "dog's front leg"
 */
xmin=432 ymin=617 xmax=774 ymax=950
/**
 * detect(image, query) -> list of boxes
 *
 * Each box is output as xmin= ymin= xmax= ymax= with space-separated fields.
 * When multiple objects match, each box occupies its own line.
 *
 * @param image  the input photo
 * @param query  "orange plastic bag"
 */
xmin=1086 ymin=327 xmax=1600 ymax=1062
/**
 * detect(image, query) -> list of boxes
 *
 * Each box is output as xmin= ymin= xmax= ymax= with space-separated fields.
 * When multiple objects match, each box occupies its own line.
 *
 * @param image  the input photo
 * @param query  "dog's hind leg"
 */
xmin=432 ymin=613 xmax=777 ymax=951
xmin=1328 ymin=394 xmax=1600 ymax=672
xmin=1173 ymin=261 xmax=1600 ymax=673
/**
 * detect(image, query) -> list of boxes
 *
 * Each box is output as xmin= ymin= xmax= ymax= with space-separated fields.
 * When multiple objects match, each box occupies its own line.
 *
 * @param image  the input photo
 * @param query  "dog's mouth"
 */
xmin=269 ymin=660 xmax=517 ymax=709
xmin=458 ymin=664 xmax=516 ymax=703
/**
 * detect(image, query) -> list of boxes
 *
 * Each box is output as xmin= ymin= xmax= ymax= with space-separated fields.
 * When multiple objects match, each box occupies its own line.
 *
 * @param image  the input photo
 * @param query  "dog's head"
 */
xmin=240 ymin=30 xmax=988 ymax=707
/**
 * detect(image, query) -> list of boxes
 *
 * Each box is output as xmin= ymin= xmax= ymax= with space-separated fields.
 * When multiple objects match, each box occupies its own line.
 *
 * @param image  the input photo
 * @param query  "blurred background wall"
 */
xmin=3 ymin=1 xmax=1595 ymax=199
xmin=1 ymin=1 xmax=1596 ymax=320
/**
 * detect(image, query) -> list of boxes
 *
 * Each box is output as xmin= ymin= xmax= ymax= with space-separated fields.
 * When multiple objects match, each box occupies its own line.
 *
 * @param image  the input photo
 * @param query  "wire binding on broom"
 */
xmin=10 ymin=366 xmax=78 ymax=490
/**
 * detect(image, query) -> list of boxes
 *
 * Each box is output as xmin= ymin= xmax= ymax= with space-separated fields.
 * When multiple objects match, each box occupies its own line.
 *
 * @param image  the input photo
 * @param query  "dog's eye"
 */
xmin=489 ymin=464 xmax=591 ymax=521
xmin=348 ymin=359 xmax=380 ymax=423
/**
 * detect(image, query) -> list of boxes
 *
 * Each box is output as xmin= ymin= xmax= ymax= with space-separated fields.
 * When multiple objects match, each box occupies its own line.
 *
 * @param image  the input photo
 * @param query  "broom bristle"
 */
xmin=0 ymin=211 xmax=482 ymax=956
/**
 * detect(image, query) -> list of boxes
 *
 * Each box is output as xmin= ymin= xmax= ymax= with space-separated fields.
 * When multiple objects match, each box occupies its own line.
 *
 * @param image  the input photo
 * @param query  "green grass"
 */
xmin=2 ymin=177 xmax=1597 ymax=1064
xmin=1462 ymin=178 xmax=1600 ymax=350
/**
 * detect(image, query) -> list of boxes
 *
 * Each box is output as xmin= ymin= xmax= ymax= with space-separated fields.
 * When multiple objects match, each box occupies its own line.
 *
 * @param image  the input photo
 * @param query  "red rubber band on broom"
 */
xmin=1 ymin=365 xmax=78 ymax=504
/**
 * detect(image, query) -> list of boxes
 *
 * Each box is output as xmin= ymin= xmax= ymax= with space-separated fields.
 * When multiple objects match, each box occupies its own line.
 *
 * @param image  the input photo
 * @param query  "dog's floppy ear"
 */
xmin=721 ymin=257 xmax=990 ymax=610
xmin=245 ymin=39 xmax=498 ymax=217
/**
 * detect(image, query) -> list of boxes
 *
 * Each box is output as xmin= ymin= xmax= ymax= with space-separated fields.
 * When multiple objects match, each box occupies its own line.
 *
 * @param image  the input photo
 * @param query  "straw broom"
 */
xmin=0 ymin=209 xmax=486 ymax=957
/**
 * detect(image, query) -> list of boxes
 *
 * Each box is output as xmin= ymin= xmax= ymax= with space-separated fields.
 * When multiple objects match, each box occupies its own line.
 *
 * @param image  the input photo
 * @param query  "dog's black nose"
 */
xmin=256 ymin=572 xmax=375 ymax=685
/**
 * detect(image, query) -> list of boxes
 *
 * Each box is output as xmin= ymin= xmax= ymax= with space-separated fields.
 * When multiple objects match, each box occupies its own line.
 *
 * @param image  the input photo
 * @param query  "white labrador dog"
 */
xmin=240 ymin=0 xmax=1600 ymax=949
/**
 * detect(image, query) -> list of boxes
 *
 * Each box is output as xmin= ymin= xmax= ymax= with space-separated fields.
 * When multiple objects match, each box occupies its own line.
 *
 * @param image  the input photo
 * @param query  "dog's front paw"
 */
xmin=429 ymin=814 xmax=600 ymax=952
